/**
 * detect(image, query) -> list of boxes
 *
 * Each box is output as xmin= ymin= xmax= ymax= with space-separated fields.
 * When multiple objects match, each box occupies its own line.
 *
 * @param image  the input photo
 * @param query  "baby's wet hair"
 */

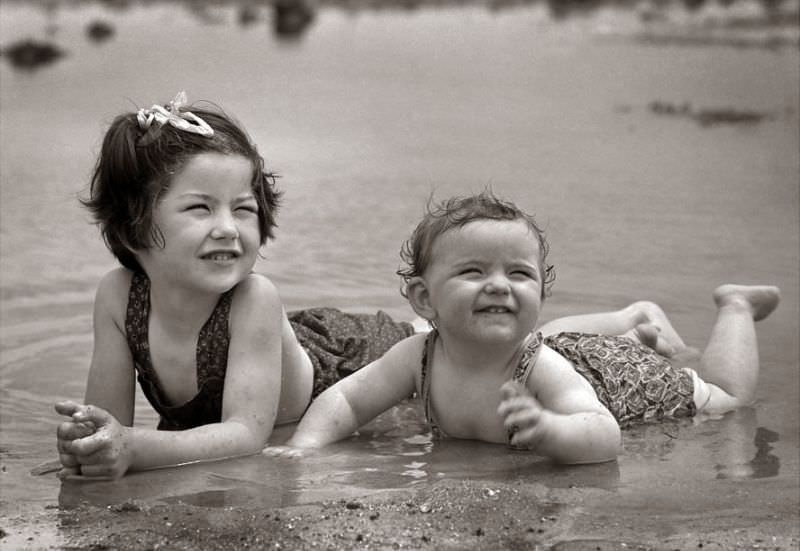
xmin=397 ymin=190 xmax=555 ymax=299
xmin=82 ymin=101 xmax=281 ymax=272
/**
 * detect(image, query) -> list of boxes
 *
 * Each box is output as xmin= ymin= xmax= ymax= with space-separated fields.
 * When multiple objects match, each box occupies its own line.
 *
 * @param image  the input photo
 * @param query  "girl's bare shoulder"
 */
xmin=233 ymin=272 xmax=280 ymax=300
xmin=94 ymin=268 xmax=134 ymax=322
xmin=228 ymin=273 xmax=283 ymax=332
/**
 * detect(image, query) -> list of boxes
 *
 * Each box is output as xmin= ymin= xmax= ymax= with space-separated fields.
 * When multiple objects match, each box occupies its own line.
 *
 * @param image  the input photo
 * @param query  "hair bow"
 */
xmin=136 ymin=91 xmax=214 ymax=137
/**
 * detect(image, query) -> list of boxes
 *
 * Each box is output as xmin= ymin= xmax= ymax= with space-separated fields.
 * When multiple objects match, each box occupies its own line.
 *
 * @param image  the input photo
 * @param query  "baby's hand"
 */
xmin=261 ymin=445 xmax=308 ymax=459
xmin=497 ymin=381 xmax=552 ymax=451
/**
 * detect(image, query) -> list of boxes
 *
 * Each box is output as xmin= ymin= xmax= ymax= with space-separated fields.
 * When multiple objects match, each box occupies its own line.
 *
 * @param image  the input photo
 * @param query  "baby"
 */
xmin=267 ymin=191 xmax=779 ymax=463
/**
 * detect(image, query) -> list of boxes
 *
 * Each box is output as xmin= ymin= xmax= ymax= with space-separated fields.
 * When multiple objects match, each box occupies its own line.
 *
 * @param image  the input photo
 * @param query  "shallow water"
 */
xmin=1 ymin=0 xmax=798 ymax=547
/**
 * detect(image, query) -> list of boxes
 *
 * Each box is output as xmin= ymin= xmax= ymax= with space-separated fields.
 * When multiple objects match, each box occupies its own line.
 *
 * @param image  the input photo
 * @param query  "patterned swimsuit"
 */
xmin=419 ymin=330 xmax=696 ymax=437
xmin=125 ymin=272 xmax=414 ymax=430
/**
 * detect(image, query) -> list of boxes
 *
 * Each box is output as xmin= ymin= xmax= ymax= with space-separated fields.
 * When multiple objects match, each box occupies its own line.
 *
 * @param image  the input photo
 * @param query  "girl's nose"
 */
xmin=210 ymin=211 xmax=239 ymax=240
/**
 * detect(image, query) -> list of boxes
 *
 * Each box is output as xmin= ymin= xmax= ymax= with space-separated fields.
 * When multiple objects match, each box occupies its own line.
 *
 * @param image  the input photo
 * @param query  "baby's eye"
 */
xmin=510 ymin=270 xmax=536 ymax=279
xmin=458 ymin=268 xmax=482 ymax=276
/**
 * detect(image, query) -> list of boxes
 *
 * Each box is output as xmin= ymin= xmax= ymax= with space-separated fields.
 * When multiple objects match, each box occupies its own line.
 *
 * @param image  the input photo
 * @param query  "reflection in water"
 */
xmin=620 ymin=420 xmax=686 ymax=459
xmin=748 ymin=426 xmax=781 ymax=479
xmin=713 ymin=408 xmax=781 ymax=480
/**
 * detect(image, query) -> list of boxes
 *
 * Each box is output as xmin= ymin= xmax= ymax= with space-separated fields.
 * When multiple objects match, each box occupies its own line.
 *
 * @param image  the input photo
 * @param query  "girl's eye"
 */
xmin=186 ymin=204 xmax=210 ymax=212
xmin=236 ymin=205 xmax=259 ymax=214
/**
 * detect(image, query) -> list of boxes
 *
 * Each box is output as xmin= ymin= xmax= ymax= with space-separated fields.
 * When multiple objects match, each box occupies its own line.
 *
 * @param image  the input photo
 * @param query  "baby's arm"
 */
xmin=277 ymin=334 xmax=423 ymax=450
xmin=57 ymin=272 xmax=283 ymax=479
xmin=498 ymin=346 xmax=620 ymax=464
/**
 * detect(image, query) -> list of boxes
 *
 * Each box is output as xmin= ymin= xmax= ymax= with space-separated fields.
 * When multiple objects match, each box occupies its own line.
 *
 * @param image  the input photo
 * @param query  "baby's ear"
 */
xmin=406 ymin=277 xmax=435 ymax=321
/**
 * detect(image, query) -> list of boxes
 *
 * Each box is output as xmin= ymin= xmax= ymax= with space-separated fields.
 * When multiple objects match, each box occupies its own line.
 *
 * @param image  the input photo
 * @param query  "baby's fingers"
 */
xmin=500 ymin=380 xmax=528 ymax=401
xmin=497 ymin=395 xmax=541 ymax=418
xmin=262 ymin=446 xmax=307 ymax=459
xmin=509 ymin=425 xmax=547 ymax=450
xmin=503 ymin=408 xmax=542 ymax=432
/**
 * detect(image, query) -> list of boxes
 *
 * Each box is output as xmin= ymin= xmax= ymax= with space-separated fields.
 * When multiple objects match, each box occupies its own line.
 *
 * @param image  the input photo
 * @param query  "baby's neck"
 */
xmin=436 ymin=331 xmax=530 ymax=375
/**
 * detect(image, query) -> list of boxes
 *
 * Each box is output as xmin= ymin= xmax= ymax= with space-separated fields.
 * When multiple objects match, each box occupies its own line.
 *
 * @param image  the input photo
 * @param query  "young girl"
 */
xmin=54 ymin=93 xmax=414 ymax=480
xmin=269 ymin=191 xmax=780 ymax=464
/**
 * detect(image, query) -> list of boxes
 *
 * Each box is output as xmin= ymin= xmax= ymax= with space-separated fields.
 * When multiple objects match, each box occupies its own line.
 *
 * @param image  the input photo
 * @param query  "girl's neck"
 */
xmin=146 ymin=276 xmax=225 ymax=333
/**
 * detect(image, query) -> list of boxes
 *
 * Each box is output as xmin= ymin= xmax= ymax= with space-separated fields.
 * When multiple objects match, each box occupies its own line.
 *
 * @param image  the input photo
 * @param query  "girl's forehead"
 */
xmin=166 ymin=153 xmax=253 ymax=195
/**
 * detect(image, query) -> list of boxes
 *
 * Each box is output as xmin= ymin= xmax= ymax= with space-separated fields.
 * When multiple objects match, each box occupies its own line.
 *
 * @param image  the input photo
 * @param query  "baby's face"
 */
xmin=422 ymin=219 xmax=543 ymax=345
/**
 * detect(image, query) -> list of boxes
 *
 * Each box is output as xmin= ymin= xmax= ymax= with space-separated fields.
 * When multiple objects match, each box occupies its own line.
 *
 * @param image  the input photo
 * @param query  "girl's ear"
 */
xmin=406 ymin=276 xmax=436 ymax=321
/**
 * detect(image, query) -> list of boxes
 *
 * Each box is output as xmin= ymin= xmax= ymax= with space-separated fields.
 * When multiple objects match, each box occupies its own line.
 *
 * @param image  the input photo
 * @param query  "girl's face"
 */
xmin=136 ymin=152 xmax=261 ymax=296
xmin=420 ymin=219 xmax=543 ymax=345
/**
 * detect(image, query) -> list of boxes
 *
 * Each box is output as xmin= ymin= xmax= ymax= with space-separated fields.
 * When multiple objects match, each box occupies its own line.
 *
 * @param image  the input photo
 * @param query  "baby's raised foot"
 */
xmin=713 ymin=284 xmax=781 ymax=322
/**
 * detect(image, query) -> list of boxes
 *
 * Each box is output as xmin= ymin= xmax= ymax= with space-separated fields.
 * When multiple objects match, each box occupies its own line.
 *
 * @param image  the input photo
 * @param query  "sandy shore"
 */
xmin=23 ymin=476 xmax=793 ymax=550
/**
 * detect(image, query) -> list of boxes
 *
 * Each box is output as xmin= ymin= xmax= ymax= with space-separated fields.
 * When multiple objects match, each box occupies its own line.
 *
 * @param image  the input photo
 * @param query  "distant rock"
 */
xmin=87 ymin=20 xmax=115 ymax=43
xmin=1 ymin=38 xmax=65 ymax=70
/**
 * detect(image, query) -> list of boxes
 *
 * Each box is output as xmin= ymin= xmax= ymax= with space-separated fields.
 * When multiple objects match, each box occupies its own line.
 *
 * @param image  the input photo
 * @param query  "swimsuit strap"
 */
xmin=510 ymin=331 xmax=545 ymax=387
xmin=125 ymin=271 xmax=234 ymax=429
xmin=420 ymin=330 xmax=544 ymax=441
xmin=419 ymin=329 xmax=445 ymax=438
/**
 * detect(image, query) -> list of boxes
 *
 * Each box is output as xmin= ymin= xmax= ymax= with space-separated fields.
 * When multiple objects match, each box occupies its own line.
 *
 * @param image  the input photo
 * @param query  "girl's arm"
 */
xmin=281 ymin=334 xmax=423 ymax=450
xmin=58 ymin=272 xmax=284 ymax=479
xmin=498 ymin=346 xmax=621 ymax=464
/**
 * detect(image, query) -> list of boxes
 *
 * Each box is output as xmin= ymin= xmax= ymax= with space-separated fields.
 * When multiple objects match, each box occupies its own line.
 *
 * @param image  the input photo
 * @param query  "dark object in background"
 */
xmin=273 ymin=0 xmax=315 ymax=39
xmin=87 ymin=20 xmax=115 ymax=43
xmin=1 ymin=38 xmax=65 ymax=70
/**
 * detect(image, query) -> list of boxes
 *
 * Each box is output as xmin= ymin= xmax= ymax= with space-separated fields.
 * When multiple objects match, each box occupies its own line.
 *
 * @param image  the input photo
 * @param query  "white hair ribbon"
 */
xmin=136 ymin=91 xmax=214 ymax=137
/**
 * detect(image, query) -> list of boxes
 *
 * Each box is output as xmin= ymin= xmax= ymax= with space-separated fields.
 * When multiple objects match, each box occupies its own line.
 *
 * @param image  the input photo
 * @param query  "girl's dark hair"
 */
xmin=397 ymin=190 xmax=556 ymax=299
xmin=82 ymin=102 xmax=281 ymax=272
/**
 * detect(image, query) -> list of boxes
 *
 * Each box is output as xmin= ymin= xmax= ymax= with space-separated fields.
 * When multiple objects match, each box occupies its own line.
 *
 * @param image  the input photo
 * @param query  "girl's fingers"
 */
xmin=54 ymin=400 xmax=83 ymax=417
xmin=57 ymin=466 xmax=82 ymax=480
xmin=59 ymin=453 xmax=80 ymax=468
xmin=79 ymin=464 xmax=122 ymax=480
xmin=57 ymin=421 xmax=95 ymax=442
xmin=72 ymin=404 xmax=113 ymax=428
xmin=68 ymin=432 xmax=109 ymax=457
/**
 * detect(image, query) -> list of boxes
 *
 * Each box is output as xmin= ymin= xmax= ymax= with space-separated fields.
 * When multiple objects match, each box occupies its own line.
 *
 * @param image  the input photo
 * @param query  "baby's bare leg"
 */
xmin=539 ymin=301 xmax=687 ymax=355
xmin=699 ymin=284 xmax=781 ymax=413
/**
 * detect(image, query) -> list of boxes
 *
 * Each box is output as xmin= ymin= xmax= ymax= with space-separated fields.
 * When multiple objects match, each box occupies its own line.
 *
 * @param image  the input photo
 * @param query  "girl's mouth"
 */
xmin=202 ymin=252 xmax=239 ymax=261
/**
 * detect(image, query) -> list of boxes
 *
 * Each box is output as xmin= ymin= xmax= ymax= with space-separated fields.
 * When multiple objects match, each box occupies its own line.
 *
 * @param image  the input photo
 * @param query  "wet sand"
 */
xmin=14 ymin=475 xmax=797 ymax=550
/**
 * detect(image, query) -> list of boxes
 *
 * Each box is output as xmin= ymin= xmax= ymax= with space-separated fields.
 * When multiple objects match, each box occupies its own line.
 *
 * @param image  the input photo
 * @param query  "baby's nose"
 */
xmin=484 ymin=274 xmax=511 ymax=294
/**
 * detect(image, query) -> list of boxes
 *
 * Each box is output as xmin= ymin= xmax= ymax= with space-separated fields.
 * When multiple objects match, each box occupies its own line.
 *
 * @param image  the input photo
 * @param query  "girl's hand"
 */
xmin=55 ymin=401 xmax=96 ymax=476
xmin=56 ymin=403 xmax=133 ymax=480
xmin=497 ymin=381 xmax=553 ymax=451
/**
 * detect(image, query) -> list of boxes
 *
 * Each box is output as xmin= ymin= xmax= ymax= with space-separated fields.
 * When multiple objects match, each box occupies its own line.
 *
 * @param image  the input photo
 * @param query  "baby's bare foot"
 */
xmin=624 ymin=322 xmax=675 ymax=357
xmin=713 ymin=284 xmax=781 ymax=321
